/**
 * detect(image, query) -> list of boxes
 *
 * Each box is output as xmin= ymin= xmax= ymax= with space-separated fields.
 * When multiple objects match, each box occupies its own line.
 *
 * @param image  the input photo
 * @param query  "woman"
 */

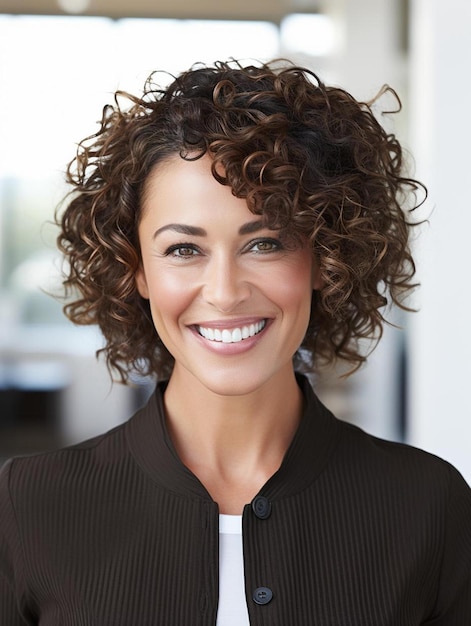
xmin=1 ymin=59 xmax=470 ymax=625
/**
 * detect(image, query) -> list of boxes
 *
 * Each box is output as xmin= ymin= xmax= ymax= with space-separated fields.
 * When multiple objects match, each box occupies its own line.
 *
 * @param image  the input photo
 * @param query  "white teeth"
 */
xmin=198 ymin=320 xmax=266 ymax=343
xmin=232 ymin=328 xmax=242 ymax=342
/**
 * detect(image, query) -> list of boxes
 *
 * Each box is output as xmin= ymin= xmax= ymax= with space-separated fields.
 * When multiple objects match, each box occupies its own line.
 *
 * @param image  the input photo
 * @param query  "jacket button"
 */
xmin=253 ymin=586 xmax=273 ymax=605
xmin=252 ymin=496 xmax=271 ymax=519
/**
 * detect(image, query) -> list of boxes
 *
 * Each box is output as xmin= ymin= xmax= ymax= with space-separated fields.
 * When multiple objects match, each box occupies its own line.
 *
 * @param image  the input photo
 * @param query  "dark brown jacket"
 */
xmin=1 ymin=375 xmax=471 ymax=625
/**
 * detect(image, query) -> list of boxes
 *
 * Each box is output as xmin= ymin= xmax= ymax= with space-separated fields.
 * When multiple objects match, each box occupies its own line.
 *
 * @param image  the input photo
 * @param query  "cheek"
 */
xmin=146 ymin=271 xmax=196 ymax=323
xmin=271 ymin=254 xmax=313 ymax=308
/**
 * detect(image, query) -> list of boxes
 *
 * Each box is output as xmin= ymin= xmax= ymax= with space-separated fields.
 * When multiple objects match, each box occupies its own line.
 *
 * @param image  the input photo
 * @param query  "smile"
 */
xmin=197 ymin=320 xmax=267 ymax=343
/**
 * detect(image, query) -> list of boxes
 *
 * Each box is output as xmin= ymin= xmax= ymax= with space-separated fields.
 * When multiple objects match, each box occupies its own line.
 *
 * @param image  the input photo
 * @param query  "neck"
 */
xmin=162 ymin=366 xmax=303 ymax=513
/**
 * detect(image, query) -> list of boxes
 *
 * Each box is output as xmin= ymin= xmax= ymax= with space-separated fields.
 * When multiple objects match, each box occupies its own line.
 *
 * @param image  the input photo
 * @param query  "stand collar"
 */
xmin=126 ymin=373 xmax=341 ymax=502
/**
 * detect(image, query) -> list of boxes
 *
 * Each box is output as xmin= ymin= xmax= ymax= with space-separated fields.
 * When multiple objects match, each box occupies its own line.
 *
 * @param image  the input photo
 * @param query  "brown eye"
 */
xmin=165 ymin=244 xmax=200 ymax=257
xmin=175 ymin=246 xmax=196 ymax=257
xmin=249 ymin=239 xmax=281 ymax=253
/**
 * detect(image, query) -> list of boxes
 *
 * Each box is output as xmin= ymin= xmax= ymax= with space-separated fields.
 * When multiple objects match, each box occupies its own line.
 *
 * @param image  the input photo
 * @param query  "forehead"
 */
xmin=140 ymin=154 xmax=255 ymax=227
xmin=142 ymin=154 xmax=216 ymax=200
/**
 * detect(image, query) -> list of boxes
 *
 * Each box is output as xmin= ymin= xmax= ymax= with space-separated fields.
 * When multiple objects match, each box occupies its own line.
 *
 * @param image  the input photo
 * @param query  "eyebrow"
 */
xmin=152 ymin=220 xmax=265 ymax=239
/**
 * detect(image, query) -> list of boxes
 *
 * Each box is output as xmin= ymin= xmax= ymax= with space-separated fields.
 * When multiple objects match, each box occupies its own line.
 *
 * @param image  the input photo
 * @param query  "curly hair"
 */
xmin=57 ymin=58 xmax=424 ymax=383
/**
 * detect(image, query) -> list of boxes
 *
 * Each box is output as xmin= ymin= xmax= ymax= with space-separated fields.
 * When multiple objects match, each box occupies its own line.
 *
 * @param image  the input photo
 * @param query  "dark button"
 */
xmin=253 ymin=586 xmax=273 ymax=605
xmin=252 ymin=496 xmax=271 ymax=519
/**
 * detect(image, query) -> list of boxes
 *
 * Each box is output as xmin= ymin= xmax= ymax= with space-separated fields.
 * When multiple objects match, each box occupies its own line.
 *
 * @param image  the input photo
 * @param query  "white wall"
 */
xmin=408 ymin=0 xmax=471 ymax=483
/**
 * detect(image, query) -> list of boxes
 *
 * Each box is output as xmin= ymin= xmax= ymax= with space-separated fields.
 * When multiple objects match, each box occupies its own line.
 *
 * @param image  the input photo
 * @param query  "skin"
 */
xmin=136 ymin=154 xmax=323 ymax=513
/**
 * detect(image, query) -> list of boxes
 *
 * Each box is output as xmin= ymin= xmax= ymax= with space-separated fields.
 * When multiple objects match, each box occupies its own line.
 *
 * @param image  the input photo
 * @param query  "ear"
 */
xmin=135 ymin=266 xmax=150 ymax=299
xmin=311 ymin=260 xmax=325 ymax=291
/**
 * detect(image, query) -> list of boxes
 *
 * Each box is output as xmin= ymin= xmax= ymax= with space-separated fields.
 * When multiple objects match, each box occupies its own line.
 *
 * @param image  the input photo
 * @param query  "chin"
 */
xmin=191 ymin=367 xmax=272 ymax=399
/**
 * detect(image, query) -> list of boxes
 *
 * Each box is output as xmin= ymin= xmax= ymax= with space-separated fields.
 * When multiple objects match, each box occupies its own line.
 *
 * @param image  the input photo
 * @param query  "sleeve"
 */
xmin=423 ymin=464 xmax=471 ymax=625
xmin=0 ymin=459 xmax=33 ymax=625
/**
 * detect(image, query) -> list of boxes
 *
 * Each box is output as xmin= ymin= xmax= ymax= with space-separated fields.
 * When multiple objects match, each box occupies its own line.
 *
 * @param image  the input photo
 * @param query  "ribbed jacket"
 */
xmin=1 ymin=375 xmax=471 ymax=625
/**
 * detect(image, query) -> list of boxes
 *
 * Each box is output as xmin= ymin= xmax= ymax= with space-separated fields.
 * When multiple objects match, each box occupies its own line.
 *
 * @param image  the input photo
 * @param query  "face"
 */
xmin=136 ymin=154 xmax=322 ymax=397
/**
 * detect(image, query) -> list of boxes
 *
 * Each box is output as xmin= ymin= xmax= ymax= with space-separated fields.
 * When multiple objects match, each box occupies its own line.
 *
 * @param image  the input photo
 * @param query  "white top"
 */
xmin=216 ymin=514 xmax=250 ymax=626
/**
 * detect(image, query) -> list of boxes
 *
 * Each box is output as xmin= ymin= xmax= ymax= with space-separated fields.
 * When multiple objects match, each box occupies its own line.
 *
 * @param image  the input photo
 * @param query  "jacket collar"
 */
xmin=125 ymin=373 xmax=341 ymax=502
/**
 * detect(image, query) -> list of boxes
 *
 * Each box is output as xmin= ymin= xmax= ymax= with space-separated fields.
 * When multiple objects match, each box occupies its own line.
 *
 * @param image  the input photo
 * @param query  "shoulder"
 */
xmin=338 ymin=417 xmax=464 ymax=473
xmin=333 ymin=417 xmax=471 ymax=515
xmin=301 ymin=374 xmax=471 ymax=505
xmin=0 ymin=420 xmax=129 ymax=511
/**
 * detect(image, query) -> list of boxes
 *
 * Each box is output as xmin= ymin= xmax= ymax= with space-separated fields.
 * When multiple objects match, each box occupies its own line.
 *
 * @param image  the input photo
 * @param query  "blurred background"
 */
xmin=0 ymin=0 xmax=470 ymax=482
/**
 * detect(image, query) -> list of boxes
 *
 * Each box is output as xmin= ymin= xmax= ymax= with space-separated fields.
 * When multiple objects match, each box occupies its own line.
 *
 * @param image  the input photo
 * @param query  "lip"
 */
xmin=191 ymin=316 xmax=268 ymax=330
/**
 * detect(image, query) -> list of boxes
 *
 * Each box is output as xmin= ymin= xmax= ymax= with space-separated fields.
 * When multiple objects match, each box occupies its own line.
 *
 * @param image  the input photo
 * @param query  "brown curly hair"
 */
xmin=57 ymin=58 xmax=424 ymax=383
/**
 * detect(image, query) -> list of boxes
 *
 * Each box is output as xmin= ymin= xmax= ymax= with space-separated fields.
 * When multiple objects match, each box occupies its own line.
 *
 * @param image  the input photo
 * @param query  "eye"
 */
xmin=248 ymin=238 xmax=282 ymax=253
xmin=165 ymin=243 xmax=201 ymax=258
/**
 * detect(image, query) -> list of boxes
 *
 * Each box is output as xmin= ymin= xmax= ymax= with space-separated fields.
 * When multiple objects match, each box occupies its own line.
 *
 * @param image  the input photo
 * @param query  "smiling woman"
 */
xmin=1 ymin=59 xmax=470 ymax=626
xmin=56 ymin=60 xmax=420 ymax=384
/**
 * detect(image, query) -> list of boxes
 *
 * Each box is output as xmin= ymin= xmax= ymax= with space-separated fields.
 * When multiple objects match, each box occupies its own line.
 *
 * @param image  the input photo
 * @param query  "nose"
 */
xmin=202 ymin=254 xmax=251 ymax=312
